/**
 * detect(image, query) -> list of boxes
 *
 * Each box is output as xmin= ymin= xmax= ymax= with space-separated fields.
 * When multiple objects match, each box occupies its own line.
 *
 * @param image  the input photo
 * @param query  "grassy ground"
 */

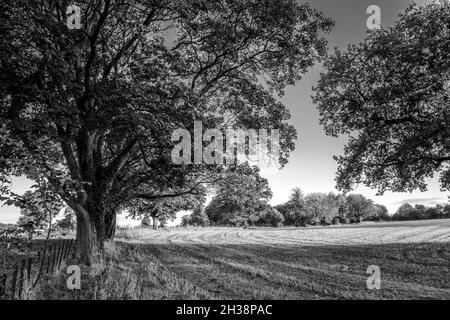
xmin=108 ymin=219 xmax=450 ymax=299
xmin=34 ymin=219 xmax=450 ymax=300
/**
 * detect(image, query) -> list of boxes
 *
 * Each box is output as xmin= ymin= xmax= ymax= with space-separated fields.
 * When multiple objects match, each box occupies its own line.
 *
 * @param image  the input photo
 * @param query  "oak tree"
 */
xmin=0 ymin=0 xmax=332 ymax=262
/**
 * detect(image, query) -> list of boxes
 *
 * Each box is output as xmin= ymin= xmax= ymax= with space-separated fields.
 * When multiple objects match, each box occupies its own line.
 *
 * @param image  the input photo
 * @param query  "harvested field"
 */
xmin=112 ymin=219 xmax=450 ymax=299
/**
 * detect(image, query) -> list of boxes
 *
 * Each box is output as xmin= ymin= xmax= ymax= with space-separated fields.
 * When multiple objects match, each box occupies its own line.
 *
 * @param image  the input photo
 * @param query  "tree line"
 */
xmin=181 ymin=171 xmax=390 ymax=227
xmin=392 ymin=203 xmax=450 ymax=221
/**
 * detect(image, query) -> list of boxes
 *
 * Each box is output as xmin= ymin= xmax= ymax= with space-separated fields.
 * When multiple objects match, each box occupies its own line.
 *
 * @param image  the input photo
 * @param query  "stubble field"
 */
xmin=112 ymin=219 xmax=450 ymax=300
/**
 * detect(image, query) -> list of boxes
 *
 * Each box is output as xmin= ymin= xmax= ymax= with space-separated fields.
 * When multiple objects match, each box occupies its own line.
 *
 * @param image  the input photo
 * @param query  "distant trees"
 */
xmin=344 ymin=194 xmax=375 ymax=224
xmin=184 ymin=207 xmax=210 ymax=227
xmin=276 ymin=188 xmax=387 ymax=226
xmin=275 ymin=188 xmax=308 ymax=226
xmin=180 ymin=207 xmax=210 ymax=227
xmin=365 ymin=204 xmax=390 ymax=222
xmin=128 ymin=192 xmax=205 ymax=230
xmin=392 ymin=203 xmax=450 ymax=221
xmin=205 ymin=165 xmax=273 ymax=227
xmin=255 ymin=205 xmax=284 ymax=227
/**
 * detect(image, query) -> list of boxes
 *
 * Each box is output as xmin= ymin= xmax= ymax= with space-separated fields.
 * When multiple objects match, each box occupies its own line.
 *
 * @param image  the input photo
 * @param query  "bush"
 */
xmin=320 ymin=216 xmax=332 ymax=226
xmin=259 ymin=208 xmax=284 ymax=227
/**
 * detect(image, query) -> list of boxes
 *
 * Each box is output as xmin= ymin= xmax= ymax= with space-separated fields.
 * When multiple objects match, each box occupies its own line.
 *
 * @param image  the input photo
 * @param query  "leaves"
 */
xmin=312 ymin=1 xmax=450 ymax=193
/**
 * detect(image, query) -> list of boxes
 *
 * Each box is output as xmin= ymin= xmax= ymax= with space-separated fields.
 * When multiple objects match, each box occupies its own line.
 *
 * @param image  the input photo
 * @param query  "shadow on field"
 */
xmin=115 ymin=240 xmax=450 ymax=299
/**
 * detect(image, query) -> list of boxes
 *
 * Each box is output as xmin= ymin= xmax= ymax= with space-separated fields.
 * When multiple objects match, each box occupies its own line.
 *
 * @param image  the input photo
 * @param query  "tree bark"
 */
xmin=75 ymin=213 xmax=100 ymax=265
xmin=152 ymin=216 xmax=158 ymax=230
xmin=74 ymin=201 xmax=113 ymax=265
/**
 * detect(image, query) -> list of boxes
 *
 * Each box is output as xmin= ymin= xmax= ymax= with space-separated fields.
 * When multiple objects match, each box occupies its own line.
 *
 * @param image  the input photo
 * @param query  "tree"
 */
xmin=206 ymin=164 xmax=273 ymax=226
xmin=276 ymin=188 xmax=308 ymax=226
xmin=345 ymin=194 xmax=374 ymax=223
xmin=312 ymin=1 xmax=450 ymax=194
xmin=141 ymin=216 xmax=152 ymax=228
xmin=256 ymin=205 xmax=284 ymax=227
xmin=370 ymin=204 xmax=390 ymax=221
xmin=180 ymin=215 xmax=192 ymax=227
xmin=0 ymin=0 xmax=332 ymax=262
xmin=128 ymin=191 xmax=205 ymax=230
xmin=393 ymin=202 xmax=450 ymax=221
xmin=12 ymin=182 xmax=64 ymax=240
xmin=392 ymin=203 xmax=415 ymax=221
xmin=189 ymin=207 xmax=210 ymax=227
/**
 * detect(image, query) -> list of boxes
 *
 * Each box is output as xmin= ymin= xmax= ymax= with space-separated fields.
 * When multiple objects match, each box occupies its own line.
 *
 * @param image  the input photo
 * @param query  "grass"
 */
xmin=31 ymin=219 xmax=450 ymax=299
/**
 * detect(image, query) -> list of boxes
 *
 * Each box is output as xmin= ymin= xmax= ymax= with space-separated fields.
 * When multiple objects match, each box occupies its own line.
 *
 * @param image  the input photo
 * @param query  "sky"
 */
xmin=266 ymin=0 xmax=447 ymax=212
xmin=1 ymin=0 xmax=447 ymax=226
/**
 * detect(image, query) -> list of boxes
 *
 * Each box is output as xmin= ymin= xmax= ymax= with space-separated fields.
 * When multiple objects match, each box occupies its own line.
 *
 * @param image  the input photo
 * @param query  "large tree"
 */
xmin=0 ymin=0 xmax=332 ymax=262
xmin=312 ymin=1 xmax=450 ymax=194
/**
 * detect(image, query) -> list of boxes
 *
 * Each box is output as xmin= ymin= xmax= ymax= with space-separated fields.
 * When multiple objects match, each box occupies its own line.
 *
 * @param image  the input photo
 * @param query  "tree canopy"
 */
xmin=312 ymin=1 xmax=450 ymax=194
xmin=205 ymin=164 xmax=273 ymax=226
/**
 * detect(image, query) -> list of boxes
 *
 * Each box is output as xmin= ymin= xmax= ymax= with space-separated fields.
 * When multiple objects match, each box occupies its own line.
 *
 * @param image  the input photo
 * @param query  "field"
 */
xmin=108 ymin=219 xmax=450 ymax=300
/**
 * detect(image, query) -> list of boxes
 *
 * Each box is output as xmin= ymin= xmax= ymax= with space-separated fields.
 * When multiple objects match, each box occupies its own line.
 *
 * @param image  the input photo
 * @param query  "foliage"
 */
xmin=10 ymin=181 xmax=64 ymax=239
xmin=205 ymin=164 xmax=272 ymax=226
xmin=0 ymin=0 xmax=332 ymax=261
xmin=56 ymin=207 xmax=77 ymax=232
xmin=256 ymin=206 xmax=284 ymax=227
xmin=275 ymin=188 xmax=309 ymax=226
xmin=392 ymin=203 xmax=450 ymax=221
xmin=127 ymin=191 xmax=205 ymax=225
xmin=365 ymin=204 xmax=390 ymax=222
xmin=181 ymin=207 xmax=210 ymax=227
xmin=344 ymin=194 xmax=375 ymax=224
xmin=312 ymin=1 xmax=450 ymax=194
xmin=190 ymin=207 xmax=210 ymax=227
xmin=276 ymin=188 xmax=387 ymax=226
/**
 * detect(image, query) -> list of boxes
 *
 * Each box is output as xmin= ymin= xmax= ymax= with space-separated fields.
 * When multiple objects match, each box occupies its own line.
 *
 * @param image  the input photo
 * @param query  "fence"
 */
xmin=0 ymin=238 xmax=75 ymax=300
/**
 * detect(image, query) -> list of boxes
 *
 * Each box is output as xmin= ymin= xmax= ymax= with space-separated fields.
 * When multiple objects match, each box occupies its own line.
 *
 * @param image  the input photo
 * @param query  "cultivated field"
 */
xmin=112 ymin=219 xmax=450 ymax=300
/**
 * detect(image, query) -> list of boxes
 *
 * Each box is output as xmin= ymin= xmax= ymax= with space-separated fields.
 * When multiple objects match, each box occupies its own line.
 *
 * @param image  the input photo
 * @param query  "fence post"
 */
xmin=71 ymin=239 xmax=75 ymax=258
xmin=27 ymin=257 xmax=32 ymax=282
xmin=0 ymin=274 xmax=6 ymax=299
xmin=65 ymin=239 xmax=70 ymax=259
xmin=11 ymin=266 xmax=18 ymax=300
xmin=71 ymin=239 xmax=76 ymax=258
xmin=17 ymin=259 xmax=26 ymax=299
xmin=50 ymin=245 xmax=57 ymax=274
xmin=59 ymin=240 xmax=67 ymax=267
xmin=45 ymin=249 xmax=51 ymax=274
xmin=67 ymin=239 xmax=74 ymax=259
xmin=57 ymin=242 xmax=64 ymax=270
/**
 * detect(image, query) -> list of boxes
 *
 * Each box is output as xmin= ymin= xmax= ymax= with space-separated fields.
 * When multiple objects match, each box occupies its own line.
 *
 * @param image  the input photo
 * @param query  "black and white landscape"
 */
xmin=0 ymin=0 xmax=449 ymax=301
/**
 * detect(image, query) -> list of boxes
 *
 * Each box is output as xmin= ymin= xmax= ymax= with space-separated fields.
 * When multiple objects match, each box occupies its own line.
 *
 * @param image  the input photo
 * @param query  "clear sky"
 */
xmin=1 ymin=0 xmax=447 ymax=226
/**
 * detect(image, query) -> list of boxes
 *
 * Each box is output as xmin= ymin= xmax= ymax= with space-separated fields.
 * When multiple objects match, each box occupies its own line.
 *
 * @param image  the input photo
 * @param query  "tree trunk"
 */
xmin=76 ymin=214 xmax=100 ymax=265
xmin=74 ymin=203 xmax=109 ymax=265
xmin=152 ymin=216 xmax=158 ymax=230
